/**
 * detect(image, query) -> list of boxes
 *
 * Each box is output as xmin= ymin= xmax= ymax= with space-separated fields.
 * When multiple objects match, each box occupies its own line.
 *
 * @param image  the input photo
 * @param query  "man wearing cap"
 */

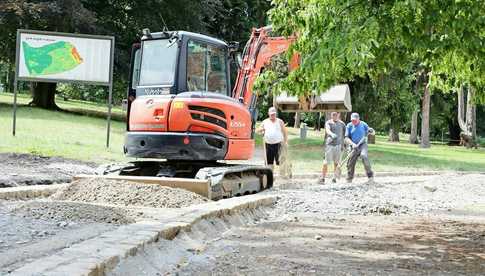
xmin=345 ymin=112 xmax=374 ymax=183
xmin=258 ymin=107 xmax=288 ymax=169
xmin=319 ymin=112 xmax=346 ymax=184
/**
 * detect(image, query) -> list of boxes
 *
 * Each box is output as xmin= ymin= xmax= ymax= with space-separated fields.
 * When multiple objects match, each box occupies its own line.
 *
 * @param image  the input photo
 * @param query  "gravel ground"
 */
xmin=50 ymin=178 xmax=209 ymax=208
xmin=272 ymin=173 xmax=485 ymax=218
xmin=0 ymin=201 xmax=117 ymax=273
xmin=110 ymin=173 xmax=485 ymax=275
xmin=0 ymin=153 xmax=95 ymax=187
xmin=11 ymin=200 xmax=135 ymax=224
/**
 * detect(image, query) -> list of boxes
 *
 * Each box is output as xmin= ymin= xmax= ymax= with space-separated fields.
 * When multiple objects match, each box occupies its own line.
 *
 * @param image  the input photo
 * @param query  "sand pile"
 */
xmin=50 ymin=178 xmax=209 ymax=208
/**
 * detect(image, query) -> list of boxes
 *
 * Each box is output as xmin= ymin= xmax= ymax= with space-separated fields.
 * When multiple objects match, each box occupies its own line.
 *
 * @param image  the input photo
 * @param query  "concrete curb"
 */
xmin=11 ymin=194 xmax=277 ymax=276
xmin=0 ymin=184 xmax=68 ymax=200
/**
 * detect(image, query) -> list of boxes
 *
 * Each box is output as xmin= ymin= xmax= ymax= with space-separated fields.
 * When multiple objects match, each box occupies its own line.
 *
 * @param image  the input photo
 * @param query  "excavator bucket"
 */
xmin=74 ymin=174 xmax=212 ymax=198
xmin=275 ymin=84 xmax=352 ymax=112
xmin=73 ymin=163 xmax=273 ymax=201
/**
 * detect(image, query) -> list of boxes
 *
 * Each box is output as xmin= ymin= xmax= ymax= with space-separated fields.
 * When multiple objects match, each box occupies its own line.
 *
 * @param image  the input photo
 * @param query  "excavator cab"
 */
xmin=127 ymin=30 xmax=231 ymax=108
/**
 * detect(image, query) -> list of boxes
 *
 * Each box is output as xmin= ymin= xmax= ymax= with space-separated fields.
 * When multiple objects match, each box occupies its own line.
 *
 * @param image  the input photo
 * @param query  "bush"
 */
xmin=57 ymin=78 xmax=127 ymax=105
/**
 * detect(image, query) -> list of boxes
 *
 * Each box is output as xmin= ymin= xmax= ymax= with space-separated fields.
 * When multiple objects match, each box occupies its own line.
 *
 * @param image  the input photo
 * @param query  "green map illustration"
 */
xmin=22 ymin=41 xmax=83 ymax=76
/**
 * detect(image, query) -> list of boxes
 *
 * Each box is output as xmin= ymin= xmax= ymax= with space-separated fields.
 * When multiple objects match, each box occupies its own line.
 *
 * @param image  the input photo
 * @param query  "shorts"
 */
xmin=323 ymin=144 xmax=342 ymax=165
xmin=265 ymin=143 xmax=281 ymax=165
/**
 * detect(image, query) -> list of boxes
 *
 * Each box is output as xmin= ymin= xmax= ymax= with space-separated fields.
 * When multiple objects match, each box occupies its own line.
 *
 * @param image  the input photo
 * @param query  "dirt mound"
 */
xmin=50 ymin=178 xmax=209 ymax=208
xmin=13 ymin=200 xmax=134 ymax=224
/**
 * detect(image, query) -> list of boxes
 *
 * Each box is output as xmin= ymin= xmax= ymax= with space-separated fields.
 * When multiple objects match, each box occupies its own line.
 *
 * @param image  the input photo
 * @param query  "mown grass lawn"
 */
xmin=0 ymin=102 xmax=126 ymax=163
xmin=277 ymin=127 xmax=485 ymax=173
xmin=1 ymin=96 xmax=484 ymax=172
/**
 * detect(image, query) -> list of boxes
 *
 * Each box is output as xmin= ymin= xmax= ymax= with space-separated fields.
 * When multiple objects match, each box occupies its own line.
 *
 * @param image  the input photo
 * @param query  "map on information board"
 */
xmin=17 ymin=31 xmax=113 ymax=84
xmin=22 ymin=41 xmax=83 ymax=76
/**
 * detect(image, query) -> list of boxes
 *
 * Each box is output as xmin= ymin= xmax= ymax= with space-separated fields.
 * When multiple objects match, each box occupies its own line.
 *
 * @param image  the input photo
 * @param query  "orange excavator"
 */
xmin=79 ymin=26 xmax=334 ymax=199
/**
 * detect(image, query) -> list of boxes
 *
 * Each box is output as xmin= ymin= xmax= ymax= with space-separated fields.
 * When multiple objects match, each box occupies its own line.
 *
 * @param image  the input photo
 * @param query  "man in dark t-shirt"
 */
xmin=319 ymin=112 xmax=345 ymax=184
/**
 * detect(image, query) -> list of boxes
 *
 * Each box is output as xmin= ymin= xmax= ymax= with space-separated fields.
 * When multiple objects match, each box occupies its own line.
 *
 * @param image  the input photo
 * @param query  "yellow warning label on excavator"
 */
xmin=173 ymin=102 xmax=184 ymax=109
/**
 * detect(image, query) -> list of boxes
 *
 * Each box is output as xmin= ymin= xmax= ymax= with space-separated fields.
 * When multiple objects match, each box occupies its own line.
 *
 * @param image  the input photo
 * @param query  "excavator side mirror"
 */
xmin=228 ymin=41 xmax=239 ymax=52
xmin=228 ymin=42 xmax=242 ymax=68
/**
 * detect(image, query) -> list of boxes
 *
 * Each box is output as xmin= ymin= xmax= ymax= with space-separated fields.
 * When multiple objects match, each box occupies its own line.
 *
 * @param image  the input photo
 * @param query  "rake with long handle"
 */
xmin=335 ymin=136 xmax=366 ymax=180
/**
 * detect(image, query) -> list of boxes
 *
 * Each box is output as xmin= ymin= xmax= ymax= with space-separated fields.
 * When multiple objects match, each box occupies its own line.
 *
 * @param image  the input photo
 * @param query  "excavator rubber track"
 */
xmin=75 ymin=162 xmax=273 ymax=200
xmin=195 ymin=165 xmax=273 ymax=199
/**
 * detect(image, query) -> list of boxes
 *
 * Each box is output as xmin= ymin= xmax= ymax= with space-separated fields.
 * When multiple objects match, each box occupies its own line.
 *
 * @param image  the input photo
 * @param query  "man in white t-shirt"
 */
xmin=257 ymin=107 xmax=288 ymax=169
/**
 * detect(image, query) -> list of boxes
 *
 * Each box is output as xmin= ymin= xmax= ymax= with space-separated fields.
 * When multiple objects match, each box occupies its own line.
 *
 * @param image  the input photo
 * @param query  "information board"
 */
xmin=16 ymin=30 xmax=114 ymax=85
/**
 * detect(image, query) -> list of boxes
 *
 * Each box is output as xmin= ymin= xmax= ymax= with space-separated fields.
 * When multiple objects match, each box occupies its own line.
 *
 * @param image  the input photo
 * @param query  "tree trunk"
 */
xmin=472 ymin=105 xmax=477 ymax=139
xmin=389 ymin=128 xmax=399 ymax=142
xmin=466 ymin=86 xmax=474 ymax=135
xmin=30 ymin=82 xmax=59 ymax=110
xmin=294 ymin=112 xmax=301 ymax=128
xmin=420 ymin=74 xmax=431 ymax=148
xmin=457 ymin=85 xmax=477 ymax=148
xmin=409 ymin=109 xmax=419 ymax=144
xmin=388 ymin=117 xmax=400 ymax=142
xmin=314 ymin=112 xmax=322 ymax=131
xmin=448 ymin=116 xmax=461 ymax=145
xmin=458 ymin=86 xmax=466 ymax=129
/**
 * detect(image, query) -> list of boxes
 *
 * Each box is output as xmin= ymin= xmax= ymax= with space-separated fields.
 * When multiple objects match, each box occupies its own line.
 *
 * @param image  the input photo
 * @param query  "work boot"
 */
xmin=318 ymin=177 xmax=325 ymax=184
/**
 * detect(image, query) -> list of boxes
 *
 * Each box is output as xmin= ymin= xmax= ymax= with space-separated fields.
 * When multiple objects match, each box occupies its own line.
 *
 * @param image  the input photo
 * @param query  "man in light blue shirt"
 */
xmin=344 ymin=112 xmax=374 ymax=183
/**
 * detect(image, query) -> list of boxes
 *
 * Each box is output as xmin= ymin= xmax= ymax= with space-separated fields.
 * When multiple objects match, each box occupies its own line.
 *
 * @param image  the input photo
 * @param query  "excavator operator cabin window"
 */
xmin=187 ymin=40 xmax=228 ymax=94
xmin=131 ymin=49 xmax=141 ymax=89
xmin=139 ymin=39 xmax=177 ymax=86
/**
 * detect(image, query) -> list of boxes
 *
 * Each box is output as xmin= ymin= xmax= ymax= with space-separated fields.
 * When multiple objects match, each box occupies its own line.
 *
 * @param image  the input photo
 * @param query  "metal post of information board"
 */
xmin=106 ymin=36 xmax=115 ymax=148
xmin=106 ymin=83 xmax=113 ymax=148
xmin=12 ymin=78 xmax=18 ymax=136
xmin=12 ymin=30 xmax=20 ymax=137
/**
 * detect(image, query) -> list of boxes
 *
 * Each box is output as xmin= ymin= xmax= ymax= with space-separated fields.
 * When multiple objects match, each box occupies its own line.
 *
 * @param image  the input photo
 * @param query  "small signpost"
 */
xmin=13 ymin=29 xmax=115 ymax=147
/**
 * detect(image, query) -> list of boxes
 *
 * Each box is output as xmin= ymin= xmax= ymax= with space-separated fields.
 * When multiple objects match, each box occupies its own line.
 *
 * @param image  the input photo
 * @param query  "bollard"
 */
xmin=300 ymin=123 xmax=307 ymax=139
xmin=367 ymin=133 xmax=376 ymax=144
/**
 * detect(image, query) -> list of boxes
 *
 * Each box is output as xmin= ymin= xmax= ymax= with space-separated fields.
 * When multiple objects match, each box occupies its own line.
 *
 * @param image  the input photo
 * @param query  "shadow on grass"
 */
xmin=285 ymin=142 xmax=484 ymax=172
xmin=62 ymin=107 xmax=125 ymax=122
xmin=371 ymin=147 xmax=484 ymax=171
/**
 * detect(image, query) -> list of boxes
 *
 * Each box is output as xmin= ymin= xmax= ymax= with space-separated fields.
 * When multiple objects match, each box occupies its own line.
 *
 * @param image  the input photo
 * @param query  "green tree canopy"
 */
xmin=267 ymin=0 xmax=484 ymax=100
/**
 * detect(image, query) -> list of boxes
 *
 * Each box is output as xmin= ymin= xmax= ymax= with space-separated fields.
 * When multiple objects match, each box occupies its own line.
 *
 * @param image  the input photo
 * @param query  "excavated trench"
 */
xmin=109 ymin=173 xmax=485 ymax=275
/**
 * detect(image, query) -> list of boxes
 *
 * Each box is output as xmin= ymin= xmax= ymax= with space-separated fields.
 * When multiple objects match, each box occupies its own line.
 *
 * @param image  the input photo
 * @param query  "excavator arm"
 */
xmin=232 ymin=26 xmax=298 ymax=109
xmin=232 ymin=26 xmax=352 ymax=114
